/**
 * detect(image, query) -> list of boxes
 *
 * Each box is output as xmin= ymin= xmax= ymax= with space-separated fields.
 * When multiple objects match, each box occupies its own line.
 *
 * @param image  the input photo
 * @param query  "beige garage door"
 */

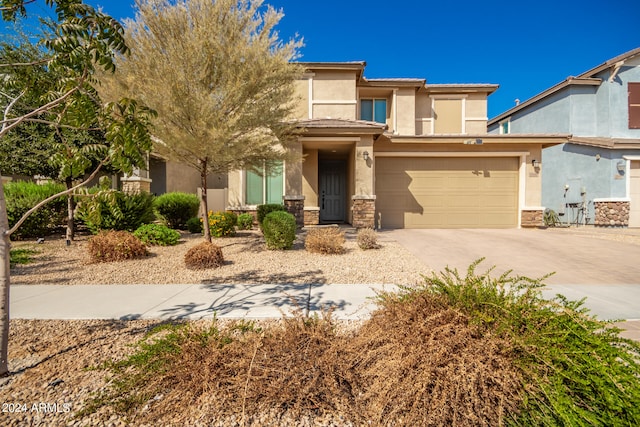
xmin=375 ymin=157 xmax=519 ymax=228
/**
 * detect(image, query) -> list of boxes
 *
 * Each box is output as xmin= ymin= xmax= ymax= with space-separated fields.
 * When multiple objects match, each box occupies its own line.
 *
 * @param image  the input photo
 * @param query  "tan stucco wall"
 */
xmin=466 ymin=94 xmax=487 ymax=118
xmin=395 ymin=88 xmax=416 ymax=135
xmin=355 ymin=135 xmax=374 ymax=195
xmin=465 ymin=94 xmax=489 ymax=134
xmin=415 ymin=93 xmax=431 ymax=119
xmin=347 ymin=146 xmax=355 ymax=223
xmin=165 ymin=160 xmax=226 ymax=193
xmin=525 ymin=146 xmax=542 ymax=207
xmin=285 ymin=143 xmax=303 ymax=195
xmin=292 ymin=78 xmax=309 ymax=119
xmin=312 ymin=71 xmax=357 ymax=101
xmin=302 ymin=149 xmax=319 ymax=206
xmin=312 ymin=104 xmax=356 ymax=120
xmin=228 ymin=169 xmax=242 ymax=207
xmin=165 ymin=161 xmax=199 ymax=193
xmin=433 ymin=99 xmax=463 ymax=133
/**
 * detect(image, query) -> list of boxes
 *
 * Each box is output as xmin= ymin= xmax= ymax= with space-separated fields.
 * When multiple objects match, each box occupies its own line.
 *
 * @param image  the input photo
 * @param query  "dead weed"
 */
xmin=95 ymin=299 xmax=522 ymax=426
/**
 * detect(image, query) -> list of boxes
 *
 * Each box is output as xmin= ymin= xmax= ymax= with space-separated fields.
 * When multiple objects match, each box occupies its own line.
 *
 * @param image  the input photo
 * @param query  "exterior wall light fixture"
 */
xmin=532 ymin=159 xmax=540 ymax=168
xmin=617 ymin=160 xmax=626 ymax=173
xmin=363 ymin=151 xmax=369 ymax=161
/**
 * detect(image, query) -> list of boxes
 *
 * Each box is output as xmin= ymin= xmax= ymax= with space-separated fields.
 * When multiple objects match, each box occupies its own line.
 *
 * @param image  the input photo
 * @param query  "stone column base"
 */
xmin=283 ymin=195 xmax=305 ymax=227
xmin=352 ymin=195 xmax=376 ymax=229
xmin=121 ymin=177 xmax=151 ymax=194
xmin=521 ymin=209 xmax=544 ymax=228
xmin=304 ymin=207 xmax=320 ymax=226
xmin=594 ymin=199 xmax=629 ymax=227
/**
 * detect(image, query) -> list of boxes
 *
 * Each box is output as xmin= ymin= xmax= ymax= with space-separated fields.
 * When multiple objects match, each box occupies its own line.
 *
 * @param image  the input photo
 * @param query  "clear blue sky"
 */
xmin=17 ymin=0 xmax=640 ymax=119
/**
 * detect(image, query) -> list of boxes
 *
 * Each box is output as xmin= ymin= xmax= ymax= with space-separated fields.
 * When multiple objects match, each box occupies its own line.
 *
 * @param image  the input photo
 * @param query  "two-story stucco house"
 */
xmin=225 ymin=61 xmax=568 ymax=229
xmin=488 ymin=47 xmax=640 ymax=228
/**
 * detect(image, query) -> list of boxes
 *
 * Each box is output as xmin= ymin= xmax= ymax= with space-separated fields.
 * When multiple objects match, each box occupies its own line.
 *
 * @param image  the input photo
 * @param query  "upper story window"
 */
xmin=360 ymin=98 xmax=387 ymax=123
xmin=629 ymin=82 xmax=640 ymax=129
xmin=499 ymin=118 xmax=510 ymax=134
xmin=245 ymin=161 xmax=283 ymax=205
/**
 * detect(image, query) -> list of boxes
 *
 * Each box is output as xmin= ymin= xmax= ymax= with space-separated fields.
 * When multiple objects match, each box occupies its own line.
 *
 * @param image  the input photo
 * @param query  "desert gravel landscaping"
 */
xmin=9 ymin=229 xmax=428 ymax=286
xmin=2 ymin=228 xmax=428 ymax=426
xmin=4 ymin=227 xmax=640 ymax=426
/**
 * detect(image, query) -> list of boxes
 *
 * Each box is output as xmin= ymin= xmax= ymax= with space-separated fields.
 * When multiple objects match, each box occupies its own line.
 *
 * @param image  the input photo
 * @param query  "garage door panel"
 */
xmin=376 ymin=157 xmax=519 ymax=228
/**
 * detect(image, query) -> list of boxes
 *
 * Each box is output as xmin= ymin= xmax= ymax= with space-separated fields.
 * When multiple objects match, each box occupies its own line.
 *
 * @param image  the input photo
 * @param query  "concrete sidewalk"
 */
xmin=11 ymin=281 xmax=639 ymax=322
xmin=10 ymin=283 xmax=398 ymax=321
xmin=10 ymin=282 xmax=640 ymax=341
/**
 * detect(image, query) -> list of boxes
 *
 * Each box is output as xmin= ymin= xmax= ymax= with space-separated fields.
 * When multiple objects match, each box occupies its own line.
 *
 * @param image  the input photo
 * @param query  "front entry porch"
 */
xmin=282 ymin=135 xmax=376 ymax=228
xmin=280 ymin=119 xmax=384 ymax=229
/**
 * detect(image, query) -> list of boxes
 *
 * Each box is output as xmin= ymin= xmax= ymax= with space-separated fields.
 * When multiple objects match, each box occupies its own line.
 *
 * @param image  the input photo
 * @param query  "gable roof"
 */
xmin=488 ymin=47 xmax=640 ymax=126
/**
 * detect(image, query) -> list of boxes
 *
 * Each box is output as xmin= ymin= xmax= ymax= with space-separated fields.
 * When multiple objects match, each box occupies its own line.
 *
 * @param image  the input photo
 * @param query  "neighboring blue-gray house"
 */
xmin=488 ymin=47 xmax=640 ymax=227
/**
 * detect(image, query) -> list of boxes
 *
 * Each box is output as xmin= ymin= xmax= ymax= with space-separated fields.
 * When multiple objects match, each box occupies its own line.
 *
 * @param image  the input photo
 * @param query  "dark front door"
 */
xmin=319 ymin=160 xmax=346 ymax=222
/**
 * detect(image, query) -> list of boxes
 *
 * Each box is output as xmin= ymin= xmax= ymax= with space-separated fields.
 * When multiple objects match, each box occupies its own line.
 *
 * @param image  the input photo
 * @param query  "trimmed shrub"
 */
xmin=133 ymin=224 xmax=181 ymax=246
xmin=87 ymin=230 xmax=148 ymax=263
xmin=256 ymin=203 xmax=285 ymax=225
xmin=4 ymin=180 xmax=67 ymax=239
xmin=153 ymin=192 xmax=199 ymax=230
xmin=186 ymin=217 xmax=203 ymax=234
xmin=262 ymin=211 xmax=296 ymax=250
xmin=184 ymin=241 xmax=224 ymax=269
xmin=77 ymin=190 xmax=155 ymax=234
xmin=208 ymin=211 xmax=237 ymax=237
xmin=305 ymin=227 xmax=345 ymax=254
xmin=357 ymin=228 xmax=380 ymax=250
xmin=236 ymin=213 xmax=254 ymax=230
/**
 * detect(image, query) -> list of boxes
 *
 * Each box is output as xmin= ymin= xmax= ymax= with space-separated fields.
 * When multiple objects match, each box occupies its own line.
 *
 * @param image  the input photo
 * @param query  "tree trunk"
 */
xmin=65 ymin=176 xmax=75 ymax=242
xmin=0 ymin=180 xmax=11 ymax=377
xmin=200 ymin=158 xmax=211 ymax=242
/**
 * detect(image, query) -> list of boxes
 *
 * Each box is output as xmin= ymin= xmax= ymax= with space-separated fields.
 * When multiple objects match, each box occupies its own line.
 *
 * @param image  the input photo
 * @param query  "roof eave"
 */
xmin=389 ymin=134 xmax=571 ymax=146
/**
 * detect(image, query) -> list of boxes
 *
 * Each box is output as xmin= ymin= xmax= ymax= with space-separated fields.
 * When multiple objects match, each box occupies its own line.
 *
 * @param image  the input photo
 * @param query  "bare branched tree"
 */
xmin=99 ymin=0 xmax=303 ymax=241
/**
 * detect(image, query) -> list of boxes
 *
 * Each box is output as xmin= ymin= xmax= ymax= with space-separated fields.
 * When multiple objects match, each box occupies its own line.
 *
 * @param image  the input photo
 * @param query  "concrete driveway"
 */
xmin=385 ymin=228 xmax=640 ymax=285
xmin=385 ymin=227 xmax=640 ymax=323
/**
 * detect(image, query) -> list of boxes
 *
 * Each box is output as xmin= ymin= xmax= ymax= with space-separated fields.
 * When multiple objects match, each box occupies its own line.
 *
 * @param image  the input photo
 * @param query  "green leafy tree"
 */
xmin=0 ymin=37 xmax=59 ymax=177
xmin=99 ymin=0 xmax=303 ymax=242
xmin=0 ymin=0 xmax=155 ymax=377
xmin=1 ymin=20 xmax=130 ymax=241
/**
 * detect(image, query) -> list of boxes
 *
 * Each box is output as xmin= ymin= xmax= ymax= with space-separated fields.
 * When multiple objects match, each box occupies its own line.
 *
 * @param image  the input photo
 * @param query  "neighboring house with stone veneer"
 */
xmin=226 ymin=61 xmax=568 ymax=229
xmin=488 ymin=47 xmax=640 ymax=227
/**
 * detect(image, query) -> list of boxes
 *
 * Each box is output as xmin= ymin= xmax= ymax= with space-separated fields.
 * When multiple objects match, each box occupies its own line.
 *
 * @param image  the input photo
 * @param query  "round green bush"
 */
xmin=208 ymin=211 xmax=237 ymax=237
xmin=186 ymin=217 xmax=203 ymax=234
xmin=262 ymin=211 xmax=296 ymax=250
xmin=153 ymin=192 xmax=199 ymax=230
xmin=257 ymin=203 xmax=285 ymax=225
xmin=237 ymin=213 xmax=254 ymax=230
xmin=133 ymin=224 xmax=181 ymax=246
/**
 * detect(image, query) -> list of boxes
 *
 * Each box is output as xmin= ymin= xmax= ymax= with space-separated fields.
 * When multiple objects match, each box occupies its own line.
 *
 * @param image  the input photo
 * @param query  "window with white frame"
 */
xmin=360 ymin=98 xmax=387 ymax=123
xmin=245 ymin=161 xmax=283 ymax=205
xmin=499 ymin=118 xmax=510 ymax=134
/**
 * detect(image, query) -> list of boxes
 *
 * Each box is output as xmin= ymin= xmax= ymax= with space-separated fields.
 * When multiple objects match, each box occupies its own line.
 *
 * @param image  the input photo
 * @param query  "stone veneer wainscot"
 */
xmin=593 ymin=199 xmax=630 ymax=227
